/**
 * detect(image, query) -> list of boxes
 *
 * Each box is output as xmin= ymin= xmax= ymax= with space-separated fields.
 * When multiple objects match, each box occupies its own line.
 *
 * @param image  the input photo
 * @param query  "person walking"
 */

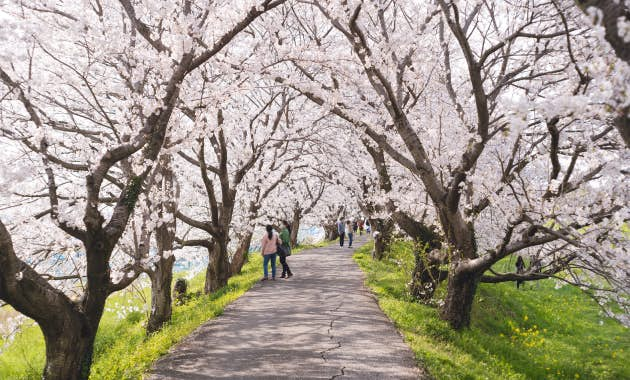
xmin=358 ymin=219 xmax=364 ymax=236
xmin=337 ymin=219 xmax=346 ymax=247
xmin=260 ymin=225 xmax=279 ymax=281
xmin=279 ymin=220 xmax=293 ymax=278
xmin=346 ymin=220 xmax=354 ymax=248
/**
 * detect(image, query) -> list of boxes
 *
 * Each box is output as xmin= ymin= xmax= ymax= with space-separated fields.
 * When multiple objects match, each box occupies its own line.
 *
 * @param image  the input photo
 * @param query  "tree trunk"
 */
xmin=439 ymin=266 xmax=480 ymax=329
xmin=290 ymin=208 xmax=301 ymax=247
xmin=230 ymin=232 xmax=253 ymax=275
xmin=323 ymin=223 xmax=339 ymax=241
xmin=41 ymin=314 xmax=95 ymax=380
xmin=146 ymin=157 xmax=177 ymax=334
xmin=613 ymin=108 xmax=630 ymax=149
xmin=146 ymin=256 xmax=175 ymax=334
xmin=432 ymin=207 xmax=482 ymax=328
xmin=204 ymin=238 xmax=230 ymax=294
xmin=371 ymin=218 xmax=394 ymax=260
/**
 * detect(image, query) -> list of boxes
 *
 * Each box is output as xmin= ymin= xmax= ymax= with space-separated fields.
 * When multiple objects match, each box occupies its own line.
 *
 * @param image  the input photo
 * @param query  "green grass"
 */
xmin=89 ymin=254 xmax=264 ymax=380
xmin=1 ymin=253 xmax=262 ymax=379
xmin=292 ymin=240 xmax=329 ymax=253
xmin=353 ymin=240 xmax=630 ymax=380
xmin=0 ymin=241 xmax=330 ymax=379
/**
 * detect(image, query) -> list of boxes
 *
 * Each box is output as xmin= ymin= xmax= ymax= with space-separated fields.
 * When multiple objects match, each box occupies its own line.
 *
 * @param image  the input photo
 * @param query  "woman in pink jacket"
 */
xmin=260 ymin=225 xmax=279 ymax=280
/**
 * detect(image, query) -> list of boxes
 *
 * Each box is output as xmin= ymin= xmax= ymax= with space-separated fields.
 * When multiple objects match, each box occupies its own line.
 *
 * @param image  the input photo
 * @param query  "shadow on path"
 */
xmin=150 ymin=236 xmax=427 ymax=379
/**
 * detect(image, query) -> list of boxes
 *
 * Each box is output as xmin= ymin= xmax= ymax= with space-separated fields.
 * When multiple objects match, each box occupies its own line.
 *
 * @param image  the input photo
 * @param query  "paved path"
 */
xmin=150 ymin=236 xmax=426 ymax=379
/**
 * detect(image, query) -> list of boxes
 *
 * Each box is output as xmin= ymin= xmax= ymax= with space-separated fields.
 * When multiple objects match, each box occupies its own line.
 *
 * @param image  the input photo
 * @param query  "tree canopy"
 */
xmin=0 ymin=1 xmax=628 ymax=379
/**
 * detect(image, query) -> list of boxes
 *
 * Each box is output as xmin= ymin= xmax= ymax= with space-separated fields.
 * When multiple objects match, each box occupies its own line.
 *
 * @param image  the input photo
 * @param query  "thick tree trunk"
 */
xmin=434 ymin=208 xmax=481 ymax=329
xmin=439 ymin=266 xmax=480 ymax=329
xmin=323 ymin=223 xmax=339 ymax=241
xmin=39 ymin=305 xmax=103 ymax=380
xmin=41 ymin=312 xmax=96 ymax=380
xmin=290 ymin=208 xmax=301 ymax=247
xmin=371 ymin=218 xmax=394 ymax=260
xmin=230 ymin=232 xmax=253 ymax=275
xmin=146 ymin=256 xmax=175 ymax=334
xmin=204 ymin=238 xmax=230 ymax=294
xmin=146 ymin=157 xmax=177 ymax=334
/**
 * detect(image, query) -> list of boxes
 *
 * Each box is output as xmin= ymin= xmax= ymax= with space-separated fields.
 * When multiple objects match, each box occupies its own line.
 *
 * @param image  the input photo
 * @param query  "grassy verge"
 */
xmin=292 ymin=240 xmax=330 ymax=254
xmin=89 ymin=252 xmax=265 ymax=379
xmin=0 ymin=240 xmax=329 ymax=379
xmin=353 ymin=240 xmax=629 ymax=380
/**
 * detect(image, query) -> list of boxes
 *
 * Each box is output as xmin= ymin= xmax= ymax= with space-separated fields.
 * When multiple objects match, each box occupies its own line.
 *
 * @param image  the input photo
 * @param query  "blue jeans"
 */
xmin=263 ymin=253 xmax=277 ymax=278
xmin=348 ymin=232 xmax=354 ymax=247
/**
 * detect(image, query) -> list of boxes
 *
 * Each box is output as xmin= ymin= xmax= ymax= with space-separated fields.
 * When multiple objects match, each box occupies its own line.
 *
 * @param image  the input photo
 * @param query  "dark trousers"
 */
xmin=279 ymin=254 xmax=292 ymax=276
xmin=348 ymin=232 xmax=354 ymax=247
xmin=339 ymin=232 xmax=345 ymax=246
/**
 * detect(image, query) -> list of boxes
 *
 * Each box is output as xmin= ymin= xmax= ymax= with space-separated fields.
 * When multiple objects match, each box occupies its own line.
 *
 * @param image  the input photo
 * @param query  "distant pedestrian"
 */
xmin=365 ymin=219 xmax=371 ymax=233
xmin=279 ymin=220 xmax=293 ymax=278
xmin=346 ymin=220 xmax=354 ymax=248
xmin=337 ymin=219 xmax=345 ymax=247
xmin=352 ymin=219 xmax=358 ymax=234
xmin=261 ymin=225 xmax=279 ymax=281
xmin=358 ymin=219 xmax=364 ymax=236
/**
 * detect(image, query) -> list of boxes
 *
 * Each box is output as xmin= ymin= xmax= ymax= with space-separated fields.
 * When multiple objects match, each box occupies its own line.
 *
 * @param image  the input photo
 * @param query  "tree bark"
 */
xmin=409 ymin=259 xmax=439 ymax=301
xmin=434 ymin=207 xmax=480 ymax=329
xmin=42 ymin=316 xmax=95 ymax=380
xmin=204 ymin=238 xmax=230 ymax=294
xmin=439 ymin=265 xmax=480 ymax=329
xmin=392 ymin=214 xmax=446 ymax=301
xmin=146 ymin=153 xmax=177 ymax=334
xmin=230 ymin=231 xmax=253 ymax=276
xmin=323 ymin=223 xmax=339 ymax=241
xmin=371 ymin=218 xmax=394 ymax=260
xmin=613 ymin=108 xmax=630 ymax=149
xmin=290 ymin=207 xmax=301 ymax=247
xmin=146 ymin=256 xmax=175 ymax=334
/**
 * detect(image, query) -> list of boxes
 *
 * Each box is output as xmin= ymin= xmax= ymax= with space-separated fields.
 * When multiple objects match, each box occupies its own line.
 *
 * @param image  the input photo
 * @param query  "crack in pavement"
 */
xmin=319 ymin=302 xmax=344 ymax=362
xmin=330 ymin=366 xmax=346 ymax=379
xmin=150 ymin=237 xmax=423 ymax=379
xmin=319 ymin=341 xmax=342 ymax=362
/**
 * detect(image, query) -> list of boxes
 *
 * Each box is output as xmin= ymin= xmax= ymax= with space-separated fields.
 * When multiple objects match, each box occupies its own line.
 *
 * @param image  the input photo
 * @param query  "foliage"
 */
xmin=354 ymin=241 xmax=630 ymax=379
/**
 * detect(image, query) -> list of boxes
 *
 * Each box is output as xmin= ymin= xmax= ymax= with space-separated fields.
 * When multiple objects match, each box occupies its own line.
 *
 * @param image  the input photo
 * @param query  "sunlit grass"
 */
xmin=353 ymin=241 xmax=630 ymax=380
xmin=0 ymin=241 xmax=330 ymax=379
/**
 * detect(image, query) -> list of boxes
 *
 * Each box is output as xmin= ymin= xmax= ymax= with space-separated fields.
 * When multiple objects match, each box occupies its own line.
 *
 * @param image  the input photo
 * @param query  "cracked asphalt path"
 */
xmin=150 ymin=236 xmax=426 ymax=379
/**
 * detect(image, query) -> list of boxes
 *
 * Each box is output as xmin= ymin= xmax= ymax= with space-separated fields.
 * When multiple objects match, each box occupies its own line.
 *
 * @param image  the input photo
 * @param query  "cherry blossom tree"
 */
xmin=0 ymin=0 xmax=286 ymax=378
xmin=574 ymin=0 xmax=630 ymax=65
xmin=112 ymin=151 xmax=178 ymax=335
xmin=266 ymin=0 xmax=629 ymax=329
xmin=0 ymin=9 xmax=627 ymax=380
xmin=569 ymin=0 xmax=630 ymax=148
xmin=175 ymin=85 xmax=294 ymax=293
